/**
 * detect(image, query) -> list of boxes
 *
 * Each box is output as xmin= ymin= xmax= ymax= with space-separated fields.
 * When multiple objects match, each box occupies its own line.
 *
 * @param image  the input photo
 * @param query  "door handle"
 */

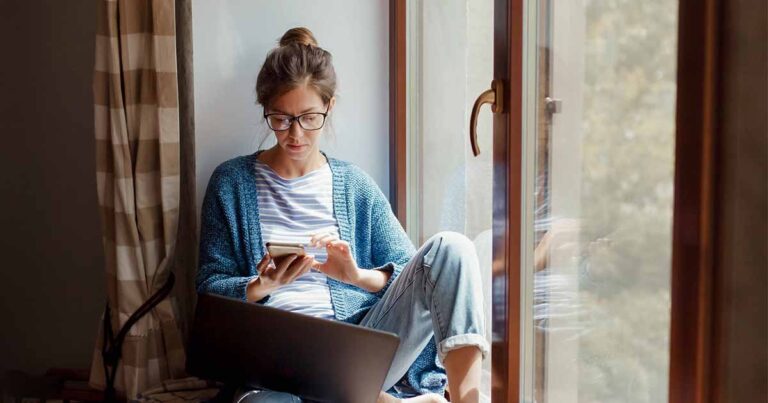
xmin=469 ymin=79 xmax=504 ymax=156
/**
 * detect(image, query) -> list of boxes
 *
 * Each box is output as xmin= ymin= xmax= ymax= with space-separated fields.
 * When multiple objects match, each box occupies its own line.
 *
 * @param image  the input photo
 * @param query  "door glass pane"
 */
xmin=406 ymin=0 xmax=494 ymax=401
xmin=522 ymin=0 xmax=678 ymax=402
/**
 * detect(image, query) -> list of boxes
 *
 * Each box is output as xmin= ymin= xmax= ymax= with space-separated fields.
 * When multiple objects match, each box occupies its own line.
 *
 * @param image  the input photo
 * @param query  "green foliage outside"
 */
xmin=576 ymin=0 xmax=677 ymax=402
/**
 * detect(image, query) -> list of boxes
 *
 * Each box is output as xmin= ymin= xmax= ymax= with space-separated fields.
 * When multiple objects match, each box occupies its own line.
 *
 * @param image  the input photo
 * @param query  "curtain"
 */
xmin=90 ymin=0 xmax=186 ymax=399
xmin=171 ymin=0 xmax=198 ymax=343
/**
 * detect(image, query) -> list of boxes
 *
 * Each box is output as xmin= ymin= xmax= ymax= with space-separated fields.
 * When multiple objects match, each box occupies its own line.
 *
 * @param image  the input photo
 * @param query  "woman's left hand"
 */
xmin=309 ymin=233 xmax=361 ymax=285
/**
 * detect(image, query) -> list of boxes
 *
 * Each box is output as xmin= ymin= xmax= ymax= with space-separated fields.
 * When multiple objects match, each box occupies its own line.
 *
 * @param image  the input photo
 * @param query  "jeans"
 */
xmin=234 ymin=231 xmax=488 ymax=403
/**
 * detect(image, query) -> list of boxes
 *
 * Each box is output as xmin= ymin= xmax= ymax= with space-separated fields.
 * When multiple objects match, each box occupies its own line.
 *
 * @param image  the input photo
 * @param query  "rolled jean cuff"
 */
xmin=438 ymin=333 xmax=490 ymax=362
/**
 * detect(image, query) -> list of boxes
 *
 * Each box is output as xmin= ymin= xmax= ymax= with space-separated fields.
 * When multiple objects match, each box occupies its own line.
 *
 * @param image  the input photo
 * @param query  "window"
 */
xmin=522 ymin=1 xmax=678 ymax=401
xmin=404 ymin=0 xmax=495 ymax=400
xmin=400 ymin=0 xmax=678 ymax=401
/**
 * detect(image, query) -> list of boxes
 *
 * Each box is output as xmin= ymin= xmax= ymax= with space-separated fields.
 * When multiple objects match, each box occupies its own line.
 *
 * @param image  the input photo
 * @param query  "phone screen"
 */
xmin=266 ymin=242 xmax=306 ymax=258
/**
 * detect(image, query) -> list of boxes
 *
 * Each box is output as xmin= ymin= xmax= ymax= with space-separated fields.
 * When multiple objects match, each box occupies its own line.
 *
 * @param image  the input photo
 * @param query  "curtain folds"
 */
xmin=172 ymin=0 xmax=198 ymax=343
xmin=90 ymin=0 xmax=187 ymax=398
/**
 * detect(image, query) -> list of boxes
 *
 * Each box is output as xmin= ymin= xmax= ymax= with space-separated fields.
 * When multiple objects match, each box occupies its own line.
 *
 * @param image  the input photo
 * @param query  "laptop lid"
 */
xmin=187 ymin=293 xmax=400 ymax=403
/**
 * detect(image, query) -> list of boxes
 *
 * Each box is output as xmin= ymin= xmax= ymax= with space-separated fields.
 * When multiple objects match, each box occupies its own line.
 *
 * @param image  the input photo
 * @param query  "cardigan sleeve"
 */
xmin=364 ymin=172 xmax=416 ymax=297
xmin=196 ymin=167 xmax=258 ymax=301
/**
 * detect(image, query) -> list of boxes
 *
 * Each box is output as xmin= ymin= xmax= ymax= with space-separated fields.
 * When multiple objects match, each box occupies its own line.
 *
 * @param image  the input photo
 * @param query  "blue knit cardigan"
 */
xmin=196 ymin=151 xmax=447 ymax=396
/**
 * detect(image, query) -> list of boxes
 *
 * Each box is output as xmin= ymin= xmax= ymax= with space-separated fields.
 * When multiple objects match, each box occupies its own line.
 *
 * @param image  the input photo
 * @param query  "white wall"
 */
xmin=192 ymin=0 xmax=390 ymax=208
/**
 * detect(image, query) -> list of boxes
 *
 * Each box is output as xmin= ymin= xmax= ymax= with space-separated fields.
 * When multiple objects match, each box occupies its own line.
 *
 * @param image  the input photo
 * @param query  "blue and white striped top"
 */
xmin=254 ymin=159 xmax=337 ymax=319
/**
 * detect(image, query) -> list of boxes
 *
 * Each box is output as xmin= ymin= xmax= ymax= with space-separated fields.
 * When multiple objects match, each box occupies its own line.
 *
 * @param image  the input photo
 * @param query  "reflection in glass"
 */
xmin=526 ymin=0 xmax=678 ymax=402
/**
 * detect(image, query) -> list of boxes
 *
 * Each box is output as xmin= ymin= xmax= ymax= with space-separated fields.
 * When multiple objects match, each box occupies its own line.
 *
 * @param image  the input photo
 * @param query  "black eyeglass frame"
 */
xmin=263 ymin=104 xmax=331 ymax=131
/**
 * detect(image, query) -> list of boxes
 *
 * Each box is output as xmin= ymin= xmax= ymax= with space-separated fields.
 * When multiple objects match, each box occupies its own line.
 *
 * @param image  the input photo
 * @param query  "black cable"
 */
xmin=102 ymin=272 xmax=176 ymax=402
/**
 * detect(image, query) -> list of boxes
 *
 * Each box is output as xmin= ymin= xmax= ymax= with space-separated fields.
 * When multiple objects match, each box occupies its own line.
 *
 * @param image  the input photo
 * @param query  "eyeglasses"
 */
xmin=264 ymin=104 xmax=330 ymax=131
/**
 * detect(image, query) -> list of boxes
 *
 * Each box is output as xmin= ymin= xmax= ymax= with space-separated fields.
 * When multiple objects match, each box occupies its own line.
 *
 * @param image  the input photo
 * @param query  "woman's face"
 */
xmin=266 ymin=85 xmax=334 ymax=163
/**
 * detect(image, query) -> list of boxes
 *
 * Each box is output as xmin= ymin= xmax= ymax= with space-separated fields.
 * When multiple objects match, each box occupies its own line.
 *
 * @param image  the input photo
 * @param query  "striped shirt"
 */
xmin=254 ymin=159 xmax=337 ymax=319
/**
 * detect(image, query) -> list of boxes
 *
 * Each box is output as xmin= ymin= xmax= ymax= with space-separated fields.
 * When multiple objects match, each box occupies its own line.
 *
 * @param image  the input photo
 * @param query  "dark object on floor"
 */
xmin=0 ymin=368 xmax=108 ymax=402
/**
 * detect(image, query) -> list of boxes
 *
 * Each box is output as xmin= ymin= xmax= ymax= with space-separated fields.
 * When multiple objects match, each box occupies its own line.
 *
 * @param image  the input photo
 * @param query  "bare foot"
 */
xmin=377 ymin=391 xmax=449 ymax=403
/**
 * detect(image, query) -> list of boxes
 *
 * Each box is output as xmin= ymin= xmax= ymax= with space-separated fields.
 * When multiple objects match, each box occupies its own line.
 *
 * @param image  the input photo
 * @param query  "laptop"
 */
xmin=187 ymin=293 xmax=400 ymax=403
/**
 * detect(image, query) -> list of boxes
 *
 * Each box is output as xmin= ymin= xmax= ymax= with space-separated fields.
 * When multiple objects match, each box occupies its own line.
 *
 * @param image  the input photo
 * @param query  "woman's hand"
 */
xmin=246 ymin=252 xmax=315 ymax=302
xmin=309 ymin=233 xmax=392 ymax=292
xmin=309 ymin=233 xmax=361 ymax=285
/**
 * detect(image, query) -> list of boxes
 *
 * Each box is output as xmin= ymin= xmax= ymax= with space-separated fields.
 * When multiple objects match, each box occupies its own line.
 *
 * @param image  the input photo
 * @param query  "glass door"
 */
xmin=520 ymin=0 xmax=679 ymax=402
xmin=401 ymin=0 xmax=677 ymax=401
xmin=404 ymin=0 xmax=497 ymax=401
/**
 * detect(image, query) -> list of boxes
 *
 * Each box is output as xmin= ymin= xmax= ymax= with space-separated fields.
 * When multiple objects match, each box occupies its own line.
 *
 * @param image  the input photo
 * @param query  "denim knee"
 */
xmin=426 ymin=231 xmax=478 ymax=274
xmin=434 ymin=231 xmax=475 ymax=253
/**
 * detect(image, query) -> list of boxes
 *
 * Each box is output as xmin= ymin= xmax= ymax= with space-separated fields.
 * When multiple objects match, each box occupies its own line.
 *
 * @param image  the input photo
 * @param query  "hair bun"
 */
xmin=279 ymin=27 xmax=318 ymax=47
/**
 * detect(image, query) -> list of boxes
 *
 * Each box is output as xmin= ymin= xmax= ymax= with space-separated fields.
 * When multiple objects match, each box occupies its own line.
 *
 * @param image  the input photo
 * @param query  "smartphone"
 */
xmin=265 ymin=242 xmax=306 ymax=259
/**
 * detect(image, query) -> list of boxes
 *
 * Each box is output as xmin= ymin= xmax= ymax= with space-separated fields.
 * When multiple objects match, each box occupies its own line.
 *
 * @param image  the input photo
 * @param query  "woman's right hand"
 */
xmin=246 ymin=253 xmax=315 ymax=302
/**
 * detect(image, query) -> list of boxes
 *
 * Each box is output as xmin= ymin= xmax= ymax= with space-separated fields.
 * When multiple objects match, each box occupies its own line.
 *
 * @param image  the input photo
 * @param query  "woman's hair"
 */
xmin=255 ymin=27 xmax=337 ymax=109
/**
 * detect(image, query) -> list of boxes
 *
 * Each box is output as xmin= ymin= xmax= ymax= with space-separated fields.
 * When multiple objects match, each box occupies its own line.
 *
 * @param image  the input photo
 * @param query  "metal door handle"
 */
xmin=469 ymin=79 xmax=504 ymax=156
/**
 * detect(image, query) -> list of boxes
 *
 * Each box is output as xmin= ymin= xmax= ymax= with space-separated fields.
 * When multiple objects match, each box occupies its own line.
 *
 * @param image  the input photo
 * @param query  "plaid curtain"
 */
xmin=90 ymin=0 xmax=186 ymax=399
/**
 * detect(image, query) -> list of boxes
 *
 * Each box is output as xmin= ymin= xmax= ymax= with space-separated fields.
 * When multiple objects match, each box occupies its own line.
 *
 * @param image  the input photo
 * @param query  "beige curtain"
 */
xmin=90 ymin=0 xmax=186 ymax=399
xmin=171 ymin=0 xmax=199 ymax=344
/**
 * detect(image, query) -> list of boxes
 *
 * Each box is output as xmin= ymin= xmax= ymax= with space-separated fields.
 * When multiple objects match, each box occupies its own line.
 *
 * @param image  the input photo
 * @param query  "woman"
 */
xmin=197 ymin=27 xmax=487 ymax=403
